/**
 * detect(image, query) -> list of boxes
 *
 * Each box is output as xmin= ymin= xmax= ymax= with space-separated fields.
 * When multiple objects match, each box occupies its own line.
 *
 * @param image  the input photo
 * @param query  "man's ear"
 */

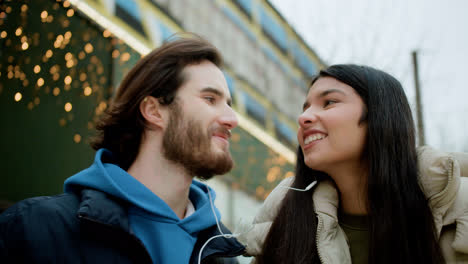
xmin=140 ymin=96 xmax=168 ymax=129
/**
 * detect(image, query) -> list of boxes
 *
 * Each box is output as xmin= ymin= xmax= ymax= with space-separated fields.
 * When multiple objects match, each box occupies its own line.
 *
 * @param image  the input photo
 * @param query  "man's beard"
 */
xmin=162 ymin=102 xmax=234 ymax=180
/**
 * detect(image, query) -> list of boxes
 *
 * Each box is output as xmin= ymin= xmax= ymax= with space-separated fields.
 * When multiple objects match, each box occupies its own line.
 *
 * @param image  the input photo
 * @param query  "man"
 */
xmin=0 ymin=35 xmax=245 ymax=263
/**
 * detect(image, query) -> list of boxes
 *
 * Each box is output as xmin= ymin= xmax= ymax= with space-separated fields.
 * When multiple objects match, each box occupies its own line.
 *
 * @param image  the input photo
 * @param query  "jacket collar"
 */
xmin=77 ymin=189 xmax=130 ymax=232
xmin=313 ymin=179 xmax=340 ymax=219
xmin=190 ymin=223 xmax=246 ymax=264
xmin=76 ymin=188 xmax=245 ymax=262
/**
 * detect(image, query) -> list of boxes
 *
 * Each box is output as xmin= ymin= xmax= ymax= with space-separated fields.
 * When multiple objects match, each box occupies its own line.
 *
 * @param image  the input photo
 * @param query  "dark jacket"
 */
xmin=0 ymin=189 xmax=245 ymax=263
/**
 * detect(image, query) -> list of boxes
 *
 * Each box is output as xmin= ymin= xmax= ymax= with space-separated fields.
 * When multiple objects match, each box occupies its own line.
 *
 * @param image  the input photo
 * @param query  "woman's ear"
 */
xmin=140 ymin=96 xmax=167 ymax=129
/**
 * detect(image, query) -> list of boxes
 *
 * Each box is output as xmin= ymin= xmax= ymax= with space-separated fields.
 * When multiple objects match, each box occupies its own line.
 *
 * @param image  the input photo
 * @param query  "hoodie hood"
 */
xmin=64 ymin=149 xmax=222 ymax=263
xmin=64 ymin=149 xmax=221 ymax=231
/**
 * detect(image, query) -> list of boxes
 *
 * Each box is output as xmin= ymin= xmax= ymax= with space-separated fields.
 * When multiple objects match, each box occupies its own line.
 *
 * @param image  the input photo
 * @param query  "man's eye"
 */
xmin=204 ymin=96 xmax=215 ymax=103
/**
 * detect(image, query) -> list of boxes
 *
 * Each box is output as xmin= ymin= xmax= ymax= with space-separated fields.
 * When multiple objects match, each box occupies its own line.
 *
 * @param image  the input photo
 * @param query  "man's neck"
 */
xmin=127 ymin=144 xmax=193 ymax=219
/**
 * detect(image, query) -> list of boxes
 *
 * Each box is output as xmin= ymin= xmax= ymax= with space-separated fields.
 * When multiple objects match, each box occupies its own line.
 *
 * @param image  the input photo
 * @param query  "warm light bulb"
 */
xmin=64 ymin=102 xmax=72 ymax=112
xmin=64 ymin=75 xmax=72 ymax=84
xmin=45 ymin=49 xmax=53 ymax=58
xmin=37 ymin=78 xmax=44 ymax=87
xmin=66 ymin=9 xmax=74 ymax=17
xmin=14 ymin=92 xmax=22 ymax=102
xmin=84 ymin=43 xmax=93 ymax=53
xmin=34 ymin=65 xmax=41 ymax=73
xmin=73 ymin=134 xmax=81 ymax=143
xmin=84 ymin=86 xmax=92 ymax=96
xmin=103 ymin=30 xmax=111 ymax=38
xmin=121 ymin=52 xmax=131 ymax=62
xmin=41 ymin=10 xmax=48 ymax=19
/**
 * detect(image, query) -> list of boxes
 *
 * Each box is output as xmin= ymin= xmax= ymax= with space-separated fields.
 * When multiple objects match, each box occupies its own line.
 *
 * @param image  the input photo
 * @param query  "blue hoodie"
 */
xmin=64 ymin=149 xmax=221 ymax=264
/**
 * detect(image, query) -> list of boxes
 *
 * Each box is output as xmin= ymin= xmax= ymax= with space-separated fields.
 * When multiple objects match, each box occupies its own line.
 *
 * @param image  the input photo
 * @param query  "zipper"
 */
xmin=316 ymin=214 xmax=325 ymax=264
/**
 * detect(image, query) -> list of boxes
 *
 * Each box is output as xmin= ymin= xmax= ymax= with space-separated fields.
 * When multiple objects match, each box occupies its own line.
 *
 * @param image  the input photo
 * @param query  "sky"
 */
xmin=270 ymin=0 xmax=468 ymax=152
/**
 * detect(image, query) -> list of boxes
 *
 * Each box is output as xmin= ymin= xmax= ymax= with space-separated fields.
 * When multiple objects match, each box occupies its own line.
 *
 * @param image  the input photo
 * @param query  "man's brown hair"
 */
xmin=91 ymin=34 xmax=223 ymax=169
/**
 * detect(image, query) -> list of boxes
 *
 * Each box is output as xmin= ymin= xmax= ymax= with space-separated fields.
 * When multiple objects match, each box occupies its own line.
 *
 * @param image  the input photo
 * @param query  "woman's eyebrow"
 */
xmin=318 ymin=89 xmax=346 ymax=98
xmin=302 ymin=89 xmax=346 ymax=110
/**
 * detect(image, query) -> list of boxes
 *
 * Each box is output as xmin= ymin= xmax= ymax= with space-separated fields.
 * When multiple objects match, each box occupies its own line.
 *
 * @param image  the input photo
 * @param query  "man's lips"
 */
xmin=212 ymin=128 xmax=231 ymax=144
xmin=213 ymin=133 xmax=229 ymax=140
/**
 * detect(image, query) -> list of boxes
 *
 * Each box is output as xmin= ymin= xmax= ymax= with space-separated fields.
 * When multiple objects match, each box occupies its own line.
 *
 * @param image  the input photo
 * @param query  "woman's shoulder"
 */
xmin=417 ymin=146 xmax=468 ymax=257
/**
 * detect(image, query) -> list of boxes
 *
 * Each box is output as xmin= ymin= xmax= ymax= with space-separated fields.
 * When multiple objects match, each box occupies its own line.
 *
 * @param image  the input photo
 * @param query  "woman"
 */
xmin=238 ymin=64 xmax=468 ymax=263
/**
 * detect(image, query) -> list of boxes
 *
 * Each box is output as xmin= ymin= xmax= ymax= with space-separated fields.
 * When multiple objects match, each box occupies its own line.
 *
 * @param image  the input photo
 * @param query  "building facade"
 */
xmin=0 ymin=0 xmax=324 ymax=251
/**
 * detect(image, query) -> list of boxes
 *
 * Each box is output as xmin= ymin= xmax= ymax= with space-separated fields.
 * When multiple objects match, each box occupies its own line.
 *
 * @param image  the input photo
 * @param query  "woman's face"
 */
xmin=297 ymin=77 xmax=367 ymax=173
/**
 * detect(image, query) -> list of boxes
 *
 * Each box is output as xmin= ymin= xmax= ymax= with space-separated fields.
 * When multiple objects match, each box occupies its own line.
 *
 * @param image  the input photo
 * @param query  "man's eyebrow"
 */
xmin=201 ymin=87 xmax=232 ymax=106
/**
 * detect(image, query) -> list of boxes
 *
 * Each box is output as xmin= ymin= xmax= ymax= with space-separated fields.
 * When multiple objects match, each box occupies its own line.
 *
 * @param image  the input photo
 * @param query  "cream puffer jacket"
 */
xmin=237 ymin=146 xmax=468 ymax=263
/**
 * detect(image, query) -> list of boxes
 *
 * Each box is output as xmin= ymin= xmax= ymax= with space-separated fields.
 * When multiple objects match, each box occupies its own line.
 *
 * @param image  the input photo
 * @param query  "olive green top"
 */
xmin=339 ymin=212 xmax=369 ymax=264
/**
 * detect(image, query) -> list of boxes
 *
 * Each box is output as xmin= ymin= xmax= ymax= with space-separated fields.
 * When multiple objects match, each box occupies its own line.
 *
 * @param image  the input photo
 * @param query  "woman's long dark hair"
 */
xmin=258 ymin=64 xmax=444 ymax=264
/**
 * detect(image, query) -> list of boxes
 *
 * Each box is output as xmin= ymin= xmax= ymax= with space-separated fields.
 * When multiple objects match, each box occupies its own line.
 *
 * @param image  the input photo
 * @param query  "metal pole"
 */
xmin=412 ymin=50 xmax=425 ymax=146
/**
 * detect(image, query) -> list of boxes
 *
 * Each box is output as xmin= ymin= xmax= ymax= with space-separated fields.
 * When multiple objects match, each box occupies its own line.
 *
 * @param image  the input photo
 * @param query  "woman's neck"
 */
xmin=327 ymin=163 xmax=368 ymax=215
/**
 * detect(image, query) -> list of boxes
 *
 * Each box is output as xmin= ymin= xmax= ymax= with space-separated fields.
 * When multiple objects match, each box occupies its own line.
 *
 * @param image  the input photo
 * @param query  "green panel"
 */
xmin=0 ymin=0 xmax=295 ymax=206
xmin=230 ymin=127 xmax=295 ymax=200
xmin=0 ymin=0 xmax=113 ymax=203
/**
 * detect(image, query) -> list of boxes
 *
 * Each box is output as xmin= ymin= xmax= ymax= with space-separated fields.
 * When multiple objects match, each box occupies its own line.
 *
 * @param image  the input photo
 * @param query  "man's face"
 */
xmin=162 ymin=60 xmax=238 ymax=180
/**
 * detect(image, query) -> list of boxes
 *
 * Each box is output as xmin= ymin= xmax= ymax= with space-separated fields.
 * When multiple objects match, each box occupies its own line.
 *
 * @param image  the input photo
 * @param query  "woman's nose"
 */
xmin=298 ymin=108 xmax=318 ymax=127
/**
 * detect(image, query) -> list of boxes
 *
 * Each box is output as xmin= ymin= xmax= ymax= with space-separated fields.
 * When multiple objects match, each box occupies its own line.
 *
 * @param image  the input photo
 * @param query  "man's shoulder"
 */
xmin=0 ymin=192 xmax=80 ymax=227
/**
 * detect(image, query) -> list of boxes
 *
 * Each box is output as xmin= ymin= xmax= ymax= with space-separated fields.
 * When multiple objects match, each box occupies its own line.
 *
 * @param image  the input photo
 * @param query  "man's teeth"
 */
xmin=304 ymin=134 xmax=325 ymax=145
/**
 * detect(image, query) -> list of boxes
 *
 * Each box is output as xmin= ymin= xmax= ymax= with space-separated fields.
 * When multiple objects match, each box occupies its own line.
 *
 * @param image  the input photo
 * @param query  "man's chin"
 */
xmin=193 ymin=156 xmax=233 ymax=180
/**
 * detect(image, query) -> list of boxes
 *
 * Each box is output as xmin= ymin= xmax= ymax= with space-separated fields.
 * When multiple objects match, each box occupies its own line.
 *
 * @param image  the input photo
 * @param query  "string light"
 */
xmin=15 ymin=27 xmax=23 ymax=36
xmin=41 ymin=10 xmax=48 ymax=19
xmin=34 ymin=65 xmax=41 ymax=74
xmin=65 ymin=52 xmax=72 ymax=60
xmin=121 ymin=52 xmax=131 ymax=62
xmin=1 ymin=31 xmax=7 ymax=38
xmin=53 ymin=87 xmax=60 ymax=96
xmin=102 ymin=30 xmax=111 ymax=38
xmin=45 ymin=49 xmax=53 ymax=58
xmin=21 ymin=42 xmax=29 ymax=50
xmin=79 ymin=72 xmax=87 ymax=81
xmin=64 ymin=31 xmax=72 ymax=39
xmin=84 ymin=43 xmax=93 ymax=53
xmin=14 ymin=92 xmax=22 ymax=102
xmin=64 ymin=75 xmax=72 ymax=85
xmin=64 ymin=102 xmax=72 ymax=112
xmin=73 ymin=134 xmax=81 ymax=143
xmin=37 ymin=78 xmax=44 ymax=87
xmin=83 ymin=86 xmax=92 ymax=96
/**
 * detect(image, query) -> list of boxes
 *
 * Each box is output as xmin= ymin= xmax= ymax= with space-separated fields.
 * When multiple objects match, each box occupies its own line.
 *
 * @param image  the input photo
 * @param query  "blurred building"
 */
xmin=0 ymin=0 xmax=324 ymax=241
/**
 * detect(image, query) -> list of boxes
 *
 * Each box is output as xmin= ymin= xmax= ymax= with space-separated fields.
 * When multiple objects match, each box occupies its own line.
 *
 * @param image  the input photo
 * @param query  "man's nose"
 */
xmin=219 ymin=106 xmax=238 ymax=130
